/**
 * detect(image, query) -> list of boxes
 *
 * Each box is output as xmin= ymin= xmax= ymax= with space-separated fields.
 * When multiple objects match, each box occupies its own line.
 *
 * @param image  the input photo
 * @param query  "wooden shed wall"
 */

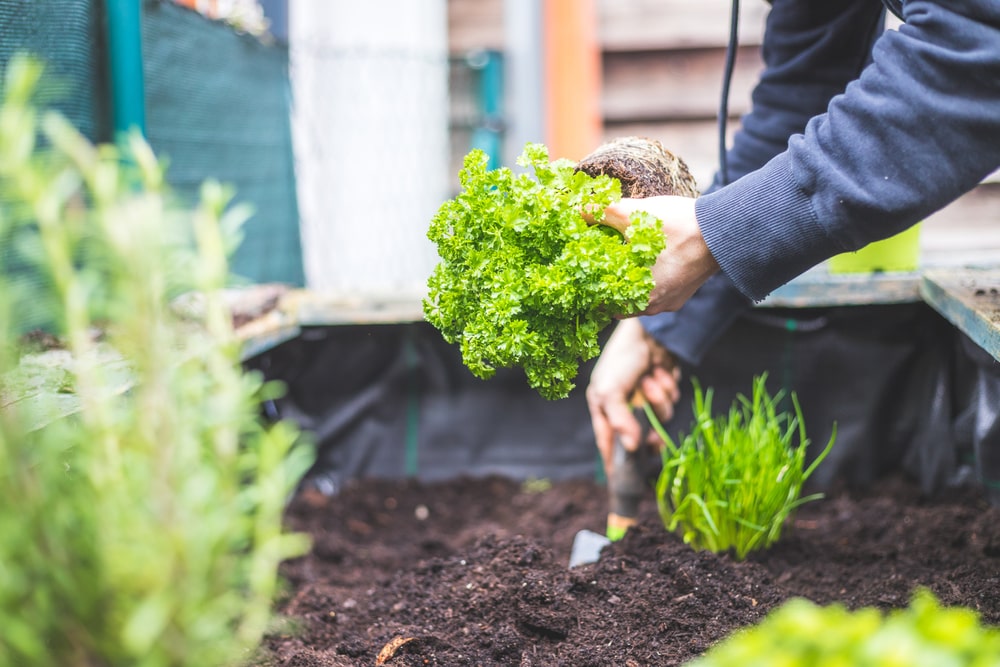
xmin=596 ymin=0 xmax=767 ymax=189
xmin=448 ymin=0 xmax=999 ymax=236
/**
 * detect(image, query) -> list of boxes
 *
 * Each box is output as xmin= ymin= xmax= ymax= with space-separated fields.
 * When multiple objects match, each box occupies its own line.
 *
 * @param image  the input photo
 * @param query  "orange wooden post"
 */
xmin=173 ymin=0 xmax=216 ymax=16
xmin=543 ymin=0 xmax=603 ymax=161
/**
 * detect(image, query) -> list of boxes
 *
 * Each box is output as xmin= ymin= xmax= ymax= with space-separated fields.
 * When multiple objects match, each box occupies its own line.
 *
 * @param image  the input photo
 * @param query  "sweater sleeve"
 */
xmin=698 ymin=0 xmax=1000 ymax=302
xmin=641 ymin=0 xmax=885 ymax=363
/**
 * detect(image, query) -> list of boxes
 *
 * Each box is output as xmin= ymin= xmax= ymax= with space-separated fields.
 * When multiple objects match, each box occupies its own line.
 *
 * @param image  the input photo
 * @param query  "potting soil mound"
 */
xmin=259 ymin=474 xmax=1000 ymax=666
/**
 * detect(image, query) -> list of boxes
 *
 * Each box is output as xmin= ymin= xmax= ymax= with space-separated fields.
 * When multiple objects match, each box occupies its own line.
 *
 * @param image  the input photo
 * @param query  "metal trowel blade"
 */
xmin=568 ymin=528 xmax=612 ymax=568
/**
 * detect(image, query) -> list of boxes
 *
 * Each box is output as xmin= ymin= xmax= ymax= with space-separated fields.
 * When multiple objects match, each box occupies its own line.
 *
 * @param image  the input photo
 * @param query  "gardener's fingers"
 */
xmin=589 ymin=392 xmax=644 ymax=468
xmin=640 ymin=197 xmax=720 ymax=314
xmin=591 ymin=197 xmax=674 ymax=236
xmin=639 ymin=367 xmax=681 ymax=448
xmin=639 ymin=366 xmax=680 ymax=423
xmin=638 ymin=336 xmax=681 ymax=418
xmin=587 ymin=319 xmax=655 ymax=470
xmin=589 ymin=407 xmax=615 ymax=473
xmin=592 ymin=196 xmax=720 ymax=314
xmin=580 ymin=202 xmax=607 ymax=227
xmin=591 ymin=201 xmax=633 ymax=235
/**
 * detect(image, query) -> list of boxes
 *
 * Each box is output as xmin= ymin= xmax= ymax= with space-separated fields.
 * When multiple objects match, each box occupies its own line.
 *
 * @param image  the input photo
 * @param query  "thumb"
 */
xmin=594 ymin=200 xmax=639 ymax=235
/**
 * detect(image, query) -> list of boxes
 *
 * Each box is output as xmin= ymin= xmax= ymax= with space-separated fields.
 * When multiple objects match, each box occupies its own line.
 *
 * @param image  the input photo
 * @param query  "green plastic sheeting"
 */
xmin=142 ymin=1 xmax=304 ymax=286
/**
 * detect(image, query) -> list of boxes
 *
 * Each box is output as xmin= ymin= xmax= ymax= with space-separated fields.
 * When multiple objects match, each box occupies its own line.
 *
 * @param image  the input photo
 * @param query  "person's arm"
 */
xmin=588 ymin=0 xmax=890 ymax=467
xmin=698 ymin=0 xmax=1000 ymax=302
xmin=640 ymin=0 xmax=887 ymax=362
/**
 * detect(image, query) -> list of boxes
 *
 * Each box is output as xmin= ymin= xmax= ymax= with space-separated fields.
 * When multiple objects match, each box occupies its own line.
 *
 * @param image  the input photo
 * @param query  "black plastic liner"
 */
xmin=247 ymin=303 xmax=1000 ymax=502
xmin=247 ymin=323 xmax=604 ymax=496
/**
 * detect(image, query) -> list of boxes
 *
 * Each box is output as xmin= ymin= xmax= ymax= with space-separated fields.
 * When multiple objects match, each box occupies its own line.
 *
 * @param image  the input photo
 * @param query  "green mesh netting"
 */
xmin=142 ymin=1 xmax=304 ymax=286
xmin=1 ymin=0 xmax=303 ymax=335
xmin=0 ymin=0 xmax=108 ymax=333
xmin=0 ymin=0 xmax=108 ymax=141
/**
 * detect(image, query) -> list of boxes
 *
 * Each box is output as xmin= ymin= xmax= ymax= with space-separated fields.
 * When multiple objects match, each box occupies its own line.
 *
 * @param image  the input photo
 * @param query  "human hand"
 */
xmin=599 ymin=196 xmax=720 ymax=315
xmin=586 ymin=318 xmax=681 ymax=476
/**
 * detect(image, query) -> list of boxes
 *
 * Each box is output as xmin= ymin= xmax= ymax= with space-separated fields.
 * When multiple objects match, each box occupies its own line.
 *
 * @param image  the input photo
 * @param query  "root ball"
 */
xmin=577 ymin=136 xmax=699 ymax=199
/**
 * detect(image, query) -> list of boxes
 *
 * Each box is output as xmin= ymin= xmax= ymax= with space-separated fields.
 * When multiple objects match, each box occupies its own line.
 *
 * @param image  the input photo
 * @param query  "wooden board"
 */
xmin=760 ymin=265 xmax=922 ymax=308
xmin=0 ymin=346 xmax=133 ymax=433
xmin=448 ymin=0 xmax=771 ymax=54
xmin=921 ymin=268 xmax=1000 ymax=362
xmin=921 ymin=183 xmax=1000 ymax=266
xmin=598 ymin=0 xmax=768 ymax=51
xmin=602 ymin=45 xmax=762 ymax=122
xmin=16 ymin=261 xmax=1000 ymax=433
xmin=286 ymin=291 xmax=426 ymax=327
xmin=448 ymin=0 xmax=504 ymax=52
xmin=236 ymin=312 xmax=301 ymax=361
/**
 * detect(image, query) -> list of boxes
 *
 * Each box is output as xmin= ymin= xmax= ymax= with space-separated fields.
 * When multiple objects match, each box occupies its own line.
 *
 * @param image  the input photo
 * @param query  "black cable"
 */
xmin=718 ymin=0 xmax=741 ymax=186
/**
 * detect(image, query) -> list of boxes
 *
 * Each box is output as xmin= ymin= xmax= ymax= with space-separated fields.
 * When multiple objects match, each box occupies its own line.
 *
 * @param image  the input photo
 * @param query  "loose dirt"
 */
xmin=258 ymin=473 xmax=1000 ymax=666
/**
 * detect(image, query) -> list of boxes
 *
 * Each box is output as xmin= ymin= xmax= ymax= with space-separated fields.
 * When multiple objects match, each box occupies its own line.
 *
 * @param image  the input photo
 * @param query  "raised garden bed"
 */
xmin=259 ymin=473 xmax=1000 ymax=666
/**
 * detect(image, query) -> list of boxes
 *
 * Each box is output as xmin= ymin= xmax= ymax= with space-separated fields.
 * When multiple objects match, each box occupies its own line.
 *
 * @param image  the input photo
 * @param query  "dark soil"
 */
xmin=258 ymin=474 xmax=1000 ymax=666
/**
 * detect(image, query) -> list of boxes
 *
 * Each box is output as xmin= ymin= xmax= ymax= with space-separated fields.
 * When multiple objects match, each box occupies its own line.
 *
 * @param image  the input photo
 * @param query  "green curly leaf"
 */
xmin=424 ymin=143 xmax=665 ymax=400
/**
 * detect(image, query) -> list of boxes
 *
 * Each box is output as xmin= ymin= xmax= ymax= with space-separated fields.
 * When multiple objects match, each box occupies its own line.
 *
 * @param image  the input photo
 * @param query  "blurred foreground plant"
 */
xmin=651 ymin=374 xmax=835 ymax=560
xmin=0 ymin=55 xmax=311 ymax=666
xmin=687 ymin=588 xmax=1000 ymax=666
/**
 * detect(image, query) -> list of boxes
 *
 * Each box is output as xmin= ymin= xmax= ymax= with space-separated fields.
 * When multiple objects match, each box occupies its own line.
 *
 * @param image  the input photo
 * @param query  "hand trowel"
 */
xmin=569 ymin=408 xmax=650 ymax=567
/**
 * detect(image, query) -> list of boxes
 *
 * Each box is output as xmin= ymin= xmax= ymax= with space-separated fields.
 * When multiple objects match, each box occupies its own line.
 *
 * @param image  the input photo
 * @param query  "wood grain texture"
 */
xmin=448 ymin=0 xmax=770 ymax=53
xmin=761 ymin=267 xmax=922 ymax=308
xmin=921 ymin=268 xmax=1000 ymax=362
xmin=603 ymin=45 xmax=762 ymax=121
xmin=598 ymin=0 xmax=769 ymax=51
xmin=448 ymin=0 xmax=504 ymax=52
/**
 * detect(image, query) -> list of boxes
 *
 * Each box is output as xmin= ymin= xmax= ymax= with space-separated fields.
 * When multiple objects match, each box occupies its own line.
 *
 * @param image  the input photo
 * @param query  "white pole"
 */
xmin=290 ymin=0 xmax=448 ymax=298
xmin=503 ymin=0 xmax=545 ymax=168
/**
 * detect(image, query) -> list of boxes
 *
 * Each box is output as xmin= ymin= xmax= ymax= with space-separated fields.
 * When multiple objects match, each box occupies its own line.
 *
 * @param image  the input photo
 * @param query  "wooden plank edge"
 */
xmin=759 ymin=267 xmax=922 ymax=308
xmin=283 ymin=289 xmax=426 ymax=327
xmin=234 ymin=289 xmax=428 ymax=359
xmin=920 ymin=270 xmax=1000 ymax=363
xmin=237 ymin=314 xmax=302 ymax=361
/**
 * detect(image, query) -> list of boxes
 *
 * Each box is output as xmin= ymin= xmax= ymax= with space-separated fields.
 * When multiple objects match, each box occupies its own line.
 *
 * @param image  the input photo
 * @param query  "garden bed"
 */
xmin=260 ymin=473 xmax=1000 ymax=666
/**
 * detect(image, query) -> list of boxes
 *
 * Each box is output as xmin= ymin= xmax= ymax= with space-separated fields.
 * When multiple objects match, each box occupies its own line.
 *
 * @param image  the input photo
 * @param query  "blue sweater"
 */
xmin=642 ymin=0 xmax=1000 ymax=363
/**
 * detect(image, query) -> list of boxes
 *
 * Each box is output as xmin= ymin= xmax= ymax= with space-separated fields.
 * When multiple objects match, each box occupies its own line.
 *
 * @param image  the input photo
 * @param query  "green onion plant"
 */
xmin=649 ymin=374 xmax=835 ymax=560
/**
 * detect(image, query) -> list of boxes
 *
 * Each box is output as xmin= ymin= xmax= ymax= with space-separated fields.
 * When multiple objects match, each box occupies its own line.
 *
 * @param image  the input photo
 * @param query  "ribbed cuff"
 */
xmin=695 ymin=154 xmax=841 ymax=302
xmin=639 ymin=273 xmax=752 ymax=365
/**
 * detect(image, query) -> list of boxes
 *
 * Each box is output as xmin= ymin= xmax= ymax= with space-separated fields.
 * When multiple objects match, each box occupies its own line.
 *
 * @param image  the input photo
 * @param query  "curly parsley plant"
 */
xmin=424 ymin=143 xmax=665 ymax=400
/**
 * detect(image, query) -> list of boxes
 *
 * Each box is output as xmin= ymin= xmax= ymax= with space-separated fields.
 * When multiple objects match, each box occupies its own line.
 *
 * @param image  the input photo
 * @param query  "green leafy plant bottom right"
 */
xmin=650 ymin=374 xmax=836 ymax=560
xmin=687 ymin=588 xmax=1000 ymax=666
